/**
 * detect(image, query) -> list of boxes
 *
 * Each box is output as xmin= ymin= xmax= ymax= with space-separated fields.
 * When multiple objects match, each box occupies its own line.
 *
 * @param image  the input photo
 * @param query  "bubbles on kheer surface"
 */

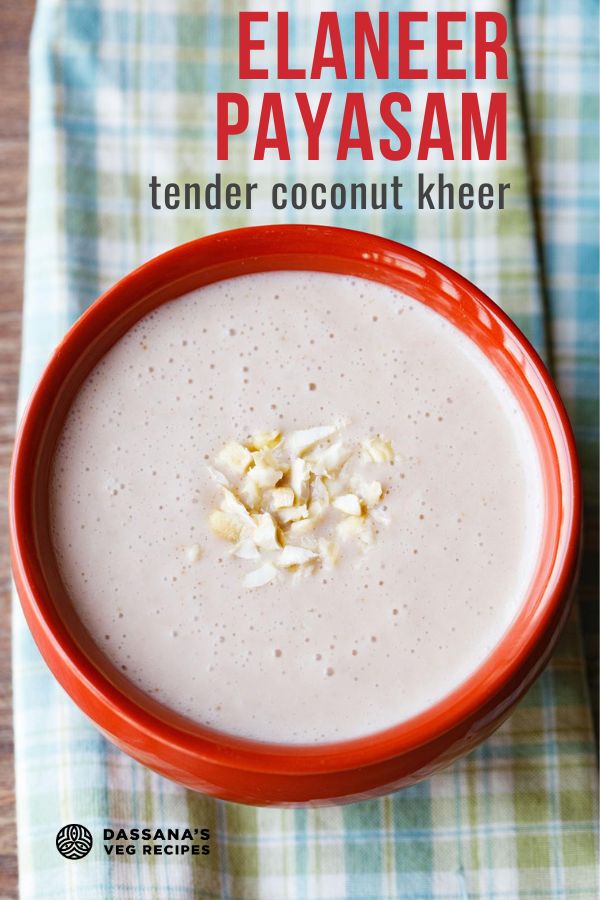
xmin=48 ymin=270 xmax=544 ymax=744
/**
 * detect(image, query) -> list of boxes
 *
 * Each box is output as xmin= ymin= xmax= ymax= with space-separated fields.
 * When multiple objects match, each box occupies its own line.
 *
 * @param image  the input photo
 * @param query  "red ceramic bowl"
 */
xmin=10 ymin=225 xmax=580 ymax=806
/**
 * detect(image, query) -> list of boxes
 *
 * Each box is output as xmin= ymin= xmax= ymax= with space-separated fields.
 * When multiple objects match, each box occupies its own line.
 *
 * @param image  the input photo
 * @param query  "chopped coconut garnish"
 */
xmin=206 ymin=422 xmax=397 ymax=587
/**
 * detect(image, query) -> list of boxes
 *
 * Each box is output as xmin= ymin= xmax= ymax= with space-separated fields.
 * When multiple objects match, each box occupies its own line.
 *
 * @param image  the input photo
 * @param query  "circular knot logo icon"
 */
xmin=56 ymin=824 xmax=93 ymax=860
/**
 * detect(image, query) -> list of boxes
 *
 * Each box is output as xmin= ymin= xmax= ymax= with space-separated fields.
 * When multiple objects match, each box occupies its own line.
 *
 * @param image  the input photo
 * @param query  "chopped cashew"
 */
xmin=276 ymin=504 xmax=309 ymax=524
xmin=352 ymin=478 xmax=383 ymax=507
xmin=239 ymin=476 xmax=261 ymax=510
xmin=278 ymin=546 xmax=318 ymax=567
xmin=231 ymin=538 xmax=261 ymax=560
xmin=307 ymin=500 xmax=325 ymax=521
xmin=309 ymin=440 xmax=353 ymax=477
xmin=290 ymin=457 xmax=310 ymax=502
xmin=370 ymin=507 xmax=391 ymax=526
xmin=362 ymin=435 xmax=395 ymax=463
xmin=318 ymin=538 xmax=340 ymax=569
xmin=357 ymin=519 xmax=375 ymax=545
xmin=268 ymin=487 xmax=295 ymax=510
xmin=288 ymin=517 xmax=318 ymax=538
xmin=206 ymin=421 xmax=396 ymax=587
xmin=250 ymin=429 xmax=281 ymax=450
xmin=243 ymin=562 xmax=278 ymax=589
xmin=209 ymin=510 xmax=242 ymax=543
xmin=286 ymin=424 xmax=338 ymax=457
xmin=219 ymin=487 xmax=254 ymax=528
xmin=336 ymin=516 xmax=366 ymax=542
xmin=247 ymin=459 xmax=284 ymax=489
xmin=311 ymin=476 xmax=330 ymax=507
xmin=186 ymin=544 xmax=203 ymax=563
xmin=206 ymin=466 xmax=230 ymax=487
xmin=253 ymin=513 xmax=281 ymax=550
xmin=216 ymin=441 xmax=252 ymax=475
xmin=332 ymin=493 xmax=363 ymax=516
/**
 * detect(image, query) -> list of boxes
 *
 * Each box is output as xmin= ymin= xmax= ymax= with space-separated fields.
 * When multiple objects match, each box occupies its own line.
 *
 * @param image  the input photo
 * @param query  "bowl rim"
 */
xmin=10 ymin=224 xmax=581 ymax=777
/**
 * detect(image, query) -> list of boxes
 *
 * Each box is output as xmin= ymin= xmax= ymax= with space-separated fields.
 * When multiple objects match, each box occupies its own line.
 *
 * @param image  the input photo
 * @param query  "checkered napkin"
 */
xmin=13 ymin=1 xmax=598 ymax=897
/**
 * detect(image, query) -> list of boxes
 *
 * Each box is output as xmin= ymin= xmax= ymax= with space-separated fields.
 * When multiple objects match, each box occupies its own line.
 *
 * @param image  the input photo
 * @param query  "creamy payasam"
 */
xmin=49 ymin=271 xmax=544 ymax=743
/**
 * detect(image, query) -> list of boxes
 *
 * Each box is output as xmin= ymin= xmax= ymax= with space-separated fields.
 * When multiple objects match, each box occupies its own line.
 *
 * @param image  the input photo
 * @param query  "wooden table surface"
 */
xmin=1 ymin=3 xmax=35 ymax=897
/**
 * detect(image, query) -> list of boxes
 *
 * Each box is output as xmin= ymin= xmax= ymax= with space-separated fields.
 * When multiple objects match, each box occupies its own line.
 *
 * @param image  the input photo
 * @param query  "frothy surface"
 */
xmin=49 ymin=271 xmax=544 ymax=743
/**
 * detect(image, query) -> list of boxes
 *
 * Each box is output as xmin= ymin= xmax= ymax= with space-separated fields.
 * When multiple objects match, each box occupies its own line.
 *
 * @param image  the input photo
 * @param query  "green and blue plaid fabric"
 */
xmin=13 ymin=1 xmax=598 ymax=897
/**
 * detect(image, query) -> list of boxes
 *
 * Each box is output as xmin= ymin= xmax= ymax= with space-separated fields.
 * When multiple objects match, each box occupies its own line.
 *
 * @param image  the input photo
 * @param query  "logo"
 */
xmin=56 ymin=824 xmax=93 ymax=860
